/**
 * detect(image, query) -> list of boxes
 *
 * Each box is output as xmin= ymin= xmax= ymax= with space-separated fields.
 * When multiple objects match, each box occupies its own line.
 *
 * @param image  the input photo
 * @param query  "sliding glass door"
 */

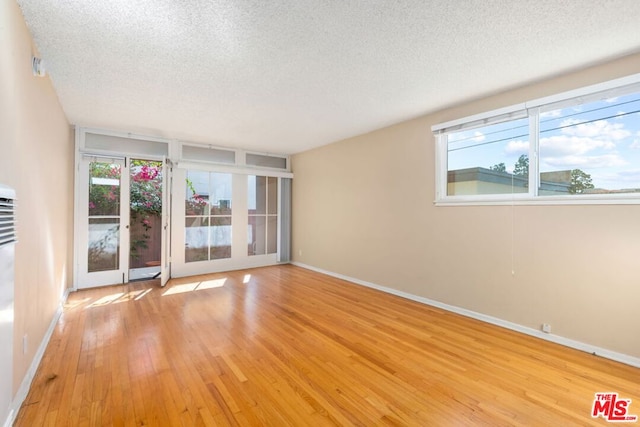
xmin=172 ymin=169 xmax=283 ymax=277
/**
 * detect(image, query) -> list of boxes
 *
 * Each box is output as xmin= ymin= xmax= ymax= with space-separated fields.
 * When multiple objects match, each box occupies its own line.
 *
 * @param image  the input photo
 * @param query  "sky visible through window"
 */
xmin=447 ymin=92 xmax=640 ymax=191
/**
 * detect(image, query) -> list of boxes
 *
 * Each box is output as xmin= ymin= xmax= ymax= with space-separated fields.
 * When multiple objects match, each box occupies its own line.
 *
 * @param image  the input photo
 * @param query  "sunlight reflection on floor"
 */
xmin=162 ymin=278 xmax=227 ymax=296
xmin=85 ymin=289 xmax=152 ymax=308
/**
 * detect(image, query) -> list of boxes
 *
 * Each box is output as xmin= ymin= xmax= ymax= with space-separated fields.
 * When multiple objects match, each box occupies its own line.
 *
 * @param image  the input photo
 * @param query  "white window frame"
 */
xmin=172 ymin=166 xmax=287 ymax=278
xmin=433 ymin=73 xmax=640 ymax=206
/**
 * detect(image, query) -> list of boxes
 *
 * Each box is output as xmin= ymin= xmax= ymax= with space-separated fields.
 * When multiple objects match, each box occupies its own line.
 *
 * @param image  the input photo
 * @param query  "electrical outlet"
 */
xmin=298 ymin=249 xmax=302 ymax=256
xmin=542 ymin=323 xmax=551 ymax=334
xmin=23 ymin=335 xmax=28 ymax=355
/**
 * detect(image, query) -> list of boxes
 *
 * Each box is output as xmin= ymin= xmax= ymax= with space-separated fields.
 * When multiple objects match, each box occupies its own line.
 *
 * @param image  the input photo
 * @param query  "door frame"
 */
xmin=160 ymin=158 xmax=172 ymax=287
xmin=73 ymin=128 xmax=173 ymax=290
xmin=76 ymin=155 xmax=130 ymax=288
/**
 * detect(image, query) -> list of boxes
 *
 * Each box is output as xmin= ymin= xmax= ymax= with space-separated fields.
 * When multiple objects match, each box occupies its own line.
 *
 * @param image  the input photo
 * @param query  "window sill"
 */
xmin=435 ymin=194 xmax=640 ymax=206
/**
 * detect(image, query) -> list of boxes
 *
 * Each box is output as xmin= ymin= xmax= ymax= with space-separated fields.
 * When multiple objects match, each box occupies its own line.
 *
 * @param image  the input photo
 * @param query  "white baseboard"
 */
xmin=3 ymin=287 xmax=71 ymax=427
xmin=291 ymin=262 xmax=640 ymax=369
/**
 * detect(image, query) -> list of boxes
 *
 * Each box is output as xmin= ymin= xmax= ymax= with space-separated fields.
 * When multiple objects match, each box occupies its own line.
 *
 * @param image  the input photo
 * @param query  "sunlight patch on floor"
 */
xmin=162 ymin=278 xmax=227 ymax=296
xmin=85 ymin=289 xmax=152 ymax=308
xmin=87 ymin=293 xmax=124 ymax=307
xmin=65 ymin=297 xmax=92 ymax=310
xmin=135 ymin=288 xmax=152 ymax=300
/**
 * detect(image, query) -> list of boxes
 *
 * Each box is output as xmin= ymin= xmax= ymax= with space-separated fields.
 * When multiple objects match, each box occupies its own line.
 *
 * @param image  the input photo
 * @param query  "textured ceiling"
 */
xmin=16 ymin=0 xmax=640 ymax=154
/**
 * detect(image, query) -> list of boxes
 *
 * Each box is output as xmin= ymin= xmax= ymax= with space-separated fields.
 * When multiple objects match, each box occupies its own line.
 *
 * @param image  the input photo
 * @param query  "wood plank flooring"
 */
xmin=15 ymin=265 xmax=640 ymax=426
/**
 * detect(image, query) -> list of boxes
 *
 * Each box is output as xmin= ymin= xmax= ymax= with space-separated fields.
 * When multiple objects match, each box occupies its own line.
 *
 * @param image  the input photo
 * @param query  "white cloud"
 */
xmin=539 ymin=118 xmax=633 ymax=162
xmin=542 ymin=154 xmax=628 ymax=169
xmin=504 ymin=139 xmax=529 ymax=154
xmin=472 ymin=131 xmax=485 ymax=142
xmin=448 ymin=130 xmax=485 ymax=144
xmin=540 ymin=135 xmax=615 ymax=157
xmin=560 ymin=119 xmax=630 ymax=140
xmin=630 ymin=140 xmax=640 ymax=150
xmin=540 ymin=109 xmax=562 ymax=118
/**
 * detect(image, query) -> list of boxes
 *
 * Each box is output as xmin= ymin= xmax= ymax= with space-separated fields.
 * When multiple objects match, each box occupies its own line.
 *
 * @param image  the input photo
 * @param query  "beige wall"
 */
xmin=292 ymin=53 xmax=640 ymax=359
xmin=0 ymin=0 xmax=73 ymax=395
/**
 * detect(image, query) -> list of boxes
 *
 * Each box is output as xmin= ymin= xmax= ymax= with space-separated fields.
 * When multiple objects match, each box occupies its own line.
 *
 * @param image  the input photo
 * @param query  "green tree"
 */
xmin=569 ymin=169 xmax=595 ymax=194
xmin=489 ymin=163 xmax=506 ymax=172
xmin=513 ymin=155 xmax=529 ymax=178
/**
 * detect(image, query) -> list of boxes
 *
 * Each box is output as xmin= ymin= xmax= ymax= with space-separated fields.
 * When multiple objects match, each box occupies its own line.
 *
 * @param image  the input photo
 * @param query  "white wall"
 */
xmin=292 ymin=53 xmax=640 ymax=360
xmin=0 ymin=0 xmax=73 ymax=405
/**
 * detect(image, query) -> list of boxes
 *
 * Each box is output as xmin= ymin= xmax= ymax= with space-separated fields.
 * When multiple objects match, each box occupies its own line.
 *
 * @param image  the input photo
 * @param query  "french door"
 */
xmin=77 ymin=157 xmax=129 ymax=288
xmin=77 ymin=156 xmax=171 ymax=288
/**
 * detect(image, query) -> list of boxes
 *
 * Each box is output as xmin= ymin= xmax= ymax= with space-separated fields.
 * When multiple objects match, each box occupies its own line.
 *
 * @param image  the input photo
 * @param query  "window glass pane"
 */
xmin=267 ymin=216 xmax=277 ymax=254
xmin=186 ymin=170 xmax=209 ymax=215
xmin=185 ymin=171 xmax=233 ymax=262
xmin=130 ymin=160 xmax=163 ymax=269
xmin=248 ymin=176 xmax=266 ymax=215
xmin=539 ymin=92 xmax=640 ymax=195
xmin=86 ymin=133 xmax=168 ymax=157
xmin=88 ymin=161 xmax=121 ymax=273
xmin=210 ymin=217 xmax=232 ymax=259
xmin=185 ymin=217 xmax=209 ymax=263
xmin=210 ymin=172 xmax=232 ymax=215
xmin=268 ymin=177 xmax=278 ymax=215
xmin=182 ymin=145 xmax=235 ymax=164
xmin=248 ymin=216 xmax=266 ymax=256
xmin=88 ymin=219 xmax=119 ymax=272
xmin=447 ymin=118 xmax=530 ymax=196
xmin=246 ymin=153 xmax=287 ymax=169
xmin=89 ymin=162 xmax=121 ymax=216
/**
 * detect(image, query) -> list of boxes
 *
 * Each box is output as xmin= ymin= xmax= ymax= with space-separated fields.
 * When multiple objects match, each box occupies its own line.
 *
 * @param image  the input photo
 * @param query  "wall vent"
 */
xmin=0 ymin=186 xmax=17 ymax=247
xmin=0 ymin=184 xmax=15 ymax=425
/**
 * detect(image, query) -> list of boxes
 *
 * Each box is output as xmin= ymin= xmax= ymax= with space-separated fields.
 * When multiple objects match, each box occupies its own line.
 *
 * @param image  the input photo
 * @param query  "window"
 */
xmin=446 ymin=116 xmax=529 ymax=196
xmin=247 ymin=176 xmax=278 ymax=255
xmin=185 ymin=171 xmax=232 ymax=262
xmin=182 ymin=144 xmax=236 ymax=164
xmin=539 ymin=92 xmax=640 ymax=196
xmin=246 ymin=153 xmax=287 ymax=170
xmin=434 ymin=75 xmax=640 ymax=204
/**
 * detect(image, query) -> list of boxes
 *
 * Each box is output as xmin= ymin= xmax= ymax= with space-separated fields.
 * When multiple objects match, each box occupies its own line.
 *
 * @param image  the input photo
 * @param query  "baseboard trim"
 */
xmin=3 ymin=287 xmax=71 ymax=427
xmin=291 ymin=262 xmax=640 ymax=369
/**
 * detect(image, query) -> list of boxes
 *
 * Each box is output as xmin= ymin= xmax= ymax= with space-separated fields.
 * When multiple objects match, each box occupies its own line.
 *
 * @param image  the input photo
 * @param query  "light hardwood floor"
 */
xmin=15 ymin=265 xmax=640 ymax=426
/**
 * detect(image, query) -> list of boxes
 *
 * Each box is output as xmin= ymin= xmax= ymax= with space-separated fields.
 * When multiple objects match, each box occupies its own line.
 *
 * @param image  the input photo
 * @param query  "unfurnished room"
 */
xmin=1 ymin=0 xmax=640 ymax=425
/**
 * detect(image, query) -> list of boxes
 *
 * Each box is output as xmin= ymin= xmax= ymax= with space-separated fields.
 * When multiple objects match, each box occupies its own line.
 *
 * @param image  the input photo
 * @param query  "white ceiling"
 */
xmin=16 ymin=0 xmax=640 ymax=155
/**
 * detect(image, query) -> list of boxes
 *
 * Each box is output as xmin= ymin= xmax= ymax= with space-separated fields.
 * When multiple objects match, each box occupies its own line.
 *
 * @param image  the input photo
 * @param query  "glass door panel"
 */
xmin=88 ymin=218 xmax=120 ymax=272
xmin=185 ymin=171 xmax=232 ymax=263
xmin=78 ymin=158 xmax=129 ymax=288
xmin=248 ymin=175 xmax=278 ymax=256
xmin=185 ymin=217 xmax=209 ymax=262
xmin=129 ymin=159 xmax=163 ymax=281
xmin=88 ymin=162 xmax=122 ymax=273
